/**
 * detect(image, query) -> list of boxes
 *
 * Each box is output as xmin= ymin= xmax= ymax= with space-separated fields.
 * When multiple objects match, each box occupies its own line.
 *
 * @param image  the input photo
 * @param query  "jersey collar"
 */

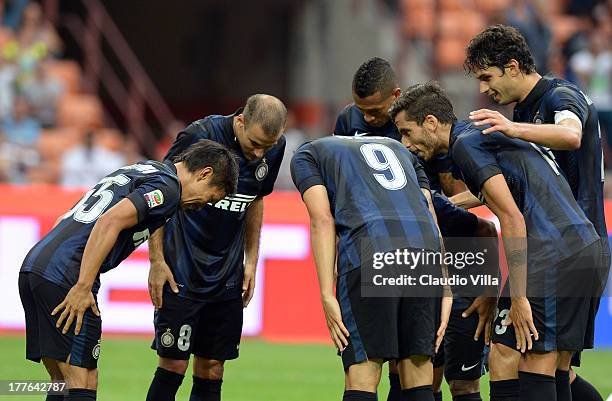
xmin=516 ymin=75 xmax=554 ymax=111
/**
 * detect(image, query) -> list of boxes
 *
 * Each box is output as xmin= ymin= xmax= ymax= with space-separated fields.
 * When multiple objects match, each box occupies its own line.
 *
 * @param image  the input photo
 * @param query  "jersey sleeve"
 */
xmin=126 ymin=174 xmax=181 ymax=223
xmin=333 ymin=105 xmax=352 ymax=135
xmin=290 ymin=142 xmax=324 ymax=196
xmin=164 ymin=121 xmax=211 ymax=161
xmin=259 ymin=136 xmax=287 ymax=197
xmin=543 ymin=85 xmax=588 ymax=128
xmin=451 ymin=133 xmax=502 ymax=190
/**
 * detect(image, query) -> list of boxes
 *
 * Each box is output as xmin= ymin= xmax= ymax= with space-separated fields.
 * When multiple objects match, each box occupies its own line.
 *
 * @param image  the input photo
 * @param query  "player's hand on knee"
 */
xmin=506 ymin=296 xmax=539 ymax=353
xmin=52 ymin=284 xmax=100 ymax=335
xmin=242 ymin=263 xmax=256 ymax=308
xmin=462 ymin=295 xmax=496 ymax=343
xmin=148 ymin=261 xmax=178 ymax=309
xmin=436 ymin=296 xmax=453 ymax=352
xmin=321 ymin=294 xmax=349 ymax=352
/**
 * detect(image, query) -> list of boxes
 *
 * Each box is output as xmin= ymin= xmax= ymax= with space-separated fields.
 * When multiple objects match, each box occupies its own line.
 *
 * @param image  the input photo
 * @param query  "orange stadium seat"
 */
xmin=440 ymin=0 xmax=476 ymax=12
xmin=403 ymin=7 xmax=435 ymax=39
xmin=475 ymin=0 xmax=511 ymax=14
xmin=439 ymin=10 xmax=486 ymax=39
xmin=45 ymin=60 xmax=82 ymax=94
xmin=57 ymin=94 xmax=104 ymax=130
xmin=37 ymin=127 xmax=84 ymax=161
xmin=437 ymin=37 xmax=468 ymax=71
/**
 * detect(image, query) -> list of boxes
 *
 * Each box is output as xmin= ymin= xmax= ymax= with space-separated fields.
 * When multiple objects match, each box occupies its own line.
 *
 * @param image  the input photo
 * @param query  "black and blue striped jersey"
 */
xmin=450 ymin=120 xmax=599 ymax=268
xmin=162 ymin=111 xmax=285 ymax=300
xmin=291 ymin=135 xmax=440 ymax=275
xmin=513 ymin=76 xmax=608 ymax=248
xmin=21 ymin=160 xmax=181 ymax=293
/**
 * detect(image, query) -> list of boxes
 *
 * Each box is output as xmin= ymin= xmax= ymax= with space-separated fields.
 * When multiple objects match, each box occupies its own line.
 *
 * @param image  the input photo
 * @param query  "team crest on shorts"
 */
xmin=161 ymin=329 xmax=175 ymax=347
xmin=92 ymin=340 xmax=101 ymax=360
xmin=255 ymin=159 xmax=268 ymax=181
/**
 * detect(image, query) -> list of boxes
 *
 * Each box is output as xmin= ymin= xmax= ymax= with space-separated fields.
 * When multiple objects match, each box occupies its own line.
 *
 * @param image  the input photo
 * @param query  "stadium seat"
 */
xmin=439 ymin=10 xmax=486 ymax=39
xmin=57 ymin=94 xmax=104 ymax=130
xmin=436 ymin=37 xmax=468 ymax=71
xmin=403 ymin=7 xmax=435 ymax=39
xmin=475 ymin=0 xmax=511 ymax=14
xmin=45 ymin=60 xmax=82 ymax=94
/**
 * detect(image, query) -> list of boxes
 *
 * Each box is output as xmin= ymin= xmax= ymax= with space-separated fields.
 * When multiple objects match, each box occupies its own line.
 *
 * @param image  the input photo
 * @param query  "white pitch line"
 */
xmin=606 ymin=393 xmax=612 ymax=401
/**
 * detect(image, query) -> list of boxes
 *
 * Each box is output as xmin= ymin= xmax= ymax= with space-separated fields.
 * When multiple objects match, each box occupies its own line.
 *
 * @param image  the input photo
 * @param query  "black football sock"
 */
xmin=556 ymin=370 xmax=571 ymax=401
xmin=387 ymin=372 xmax=402 ymax=401
xmin=489 ymin=379 xmax=519 ymax=401
xmin=519 ymin=371 xmax=556 ymax=401
xmin=434 ymin=391 xmax=443 ymax=401
xmin=452 ymin=393 xmax=481 ymax=401
xmin=402 ymin=385 xmax=434 ymax=401
xmin=343 ymin=390 xmax=377 ymax=401
xmin=189 ymin=377 xmax=222 ymax=401
xmin=46 ymin=395 xmax=64 ymax=401
xmin=64 ymin=388 xmax=96 ymax=400
xmin=571 ymin=374 xmax=604 ymax=401
xmin=146 ymin=367 xmax=184 ymax=401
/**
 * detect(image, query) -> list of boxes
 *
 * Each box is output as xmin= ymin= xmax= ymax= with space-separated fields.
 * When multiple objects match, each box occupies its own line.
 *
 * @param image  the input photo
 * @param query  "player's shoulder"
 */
xmin=544 ymin=77 xmax=585 ymax=103
xmin=334 ymin=103 xmax=362 ymax=134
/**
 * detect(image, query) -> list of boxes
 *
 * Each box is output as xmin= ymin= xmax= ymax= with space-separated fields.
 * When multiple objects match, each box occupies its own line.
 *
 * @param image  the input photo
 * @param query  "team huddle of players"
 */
xmin=17 ymin=24 xmax=609 ymax=401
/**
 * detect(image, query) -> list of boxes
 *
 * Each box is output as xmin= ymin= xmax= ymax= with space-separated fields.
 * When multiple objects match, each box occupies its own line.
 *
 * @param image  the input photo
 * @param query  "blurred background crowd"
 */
xmin=0 ymin=0 xmax=609 ymax=192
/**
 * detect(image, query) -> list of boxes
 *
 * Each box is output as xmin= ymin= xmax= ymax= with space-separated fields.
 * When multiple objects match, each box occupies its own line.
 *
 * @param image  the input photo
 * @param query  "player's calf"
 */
xmin=56 ymin=362 xmax=97 ymax=401
xmin=488 ymin=343 xmax=519 ymax=401
xmin=146 ymin=357 xmax=188 ymax=401
xmin=518 ymin=351 xmax=559 ymax=401
xmin=448 ymin=379 xmax=481 ymax=401
xmin=189 ymin=357 xmax=225 ymax=401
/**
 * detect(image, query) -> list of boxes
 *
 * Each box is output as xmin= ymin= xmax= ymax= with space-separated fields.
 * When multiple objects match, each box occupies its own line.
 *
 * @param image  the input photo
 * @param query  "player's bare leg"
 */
xmin=42 ymin=358 xmax=65 ymax=401
xmin=191 ymin=356 xmax=225 ymax=401
xmin=398 ymin=355 xmax=435 ymax=400
xmin=57 ymin=358 xmax=97 ymax=400
xmin=488 ymin=343 xmax=519 ymax=401
xmin=146 ymin=357 xmax=188 ymax=401
xmin=432 ymin=365 xmax=443 ymax=400
xmin=343 ymin=359 xmax=382 ymax=400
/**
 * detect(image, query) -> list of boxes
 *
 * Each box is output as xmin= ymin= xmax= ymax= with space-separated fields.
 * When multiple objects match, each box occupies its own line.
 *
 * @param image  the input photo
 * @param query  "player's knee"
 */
xmin=345 ymin=361 xmax=382 ymax=392
xmin=42 ymin=358 xmax=64 ymax=381
xmin=557 ymin=351 xmax=572 ymax=371
xmin=448 ymin=379 xmax=480 ymax=396
xmin=193 ymin=358 xmax=225 ymax=380
xmin=159 ymin=357 xmax=189 ymax=375
xmin=488 ymin=343 xmax=519 ymax=381
xmin=476 ymin=218 xmax=497 ymax=238
xmin=86 ymin=369 xmax=98 ymax=390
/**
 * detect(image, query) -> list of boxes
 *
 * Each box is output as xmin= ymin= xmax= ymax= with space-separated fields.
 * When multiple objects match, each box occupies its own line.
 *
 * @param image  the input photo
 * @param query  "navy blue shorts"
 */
xmin=431 ymin=192 xmax=478 ymax=237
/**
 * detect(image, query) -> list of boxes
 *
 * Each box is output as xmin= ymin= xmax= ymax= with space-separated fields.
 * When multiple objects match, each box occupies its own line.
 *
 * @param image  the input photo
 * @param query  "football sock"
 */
xmin=402 ymin=385 xmax=434 ymax=401
xmin=46 ymin=395 xmax=64 ymax=401
xmin=434 ymin=391 xmax=443 ymax=401
xmin=343 ymin=390 xmax=377 ymax=401
xmin=146 ymin=367 xmax=184 ymax=401
xmin=64 ymin=388 xmax=96 ymax=400
xmin=519 ymin=371 xmax=556 ymax=401
xmin=452 ymin=393 xmax=481 ymax=401
xmin=387 ymin=373 xmax=402 ymax=401
xmin=571 ymin=374 xmax=604 ymax=401
xmin=489 ymin=379 xmax=519 ymax=401
xmin=189 ymin=377 xmax=222 ymax=401
xmin=556 ymin=370 xmax=571 ymax=401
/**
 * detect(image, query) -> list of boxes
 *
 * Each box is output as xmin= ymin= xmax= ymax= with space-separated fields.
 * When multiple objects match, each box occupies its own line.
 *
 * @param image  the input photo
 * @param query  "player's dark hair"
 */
xmin=175 ymin=139 xmax=239 ymax=195
xmin=388 ymin=82 xmax=457 ymax=125
xmin=243 ymin=94 xmax=287 ymax=136
xmin=352 ymin=57 xmax=398 ymax=98
xmin=464 ymin=24 xmax=537 ymax=75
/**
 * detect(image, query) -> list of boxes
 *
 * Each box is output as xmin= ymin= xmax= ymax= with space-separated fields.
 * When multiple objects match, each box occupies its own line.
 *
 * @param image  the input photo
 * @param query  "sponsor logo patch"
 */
xmin=144 ymin=190 xmax=164 ymax=208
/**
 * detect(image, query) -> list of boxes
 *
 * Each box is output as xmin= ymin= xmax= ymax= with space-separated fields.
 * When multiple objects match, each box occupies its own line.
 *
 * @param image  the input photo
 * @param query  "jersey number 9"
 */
xmin=359 ymin=143 xmax=407 ymax=190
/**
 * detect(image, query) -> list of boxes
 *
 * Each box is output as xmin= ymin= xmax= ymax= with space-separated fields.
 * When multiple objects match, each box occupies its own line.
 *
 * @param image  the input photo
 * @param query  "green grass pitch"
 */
xmin=1 ymin=335 xmax=610 ymax=400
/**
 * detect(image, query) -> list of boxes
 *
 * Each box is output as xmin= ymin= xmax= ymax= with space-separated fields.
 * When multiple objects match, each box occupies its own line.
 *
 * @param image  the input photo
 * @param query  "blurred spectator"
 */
xmin=275 ymin=110 xmax=307 ymax=190
xmin=0 ymin=56 xmax=17 ymax=120
xmin=1 ymin=0 xmax=30 ymax=31
xmin=569 ymin=28 xmax=612 ymax=148
xmin=0 ymin=130 xmax=39 ymax=183
xmin=1 ymin=95 xmax=40 ymax=146
xmin=505 ymin=0 xmax=552 ymax=73
xmin=22 ymin=60 xmax=63 ymax=127
xmin=60 ymin=131 xmax=125 ymax=188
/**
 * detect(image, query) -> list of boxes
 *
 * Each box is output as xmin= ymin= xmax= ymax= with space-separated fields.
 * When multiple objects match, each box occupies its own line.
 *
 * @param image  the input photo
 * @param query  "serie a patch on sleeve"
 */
xmin=144 ymin=189 xmax=165 ymax=208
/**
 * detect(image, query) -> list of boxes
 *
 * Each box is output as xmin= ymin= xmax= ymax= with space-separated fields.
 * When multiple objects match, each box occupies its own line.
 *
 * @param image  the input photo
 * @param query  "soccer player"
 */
xmin=18 ymin=140 xmax=239 ymax=401
xmin=145 ymin=94 xmax=286 ymax=401
xmin=389 ymin=82 xmax=603 ymax=401
xmin=464 ymin=24 xmax=610 ymax=401
xmin=335 ymin=57 xmax=495 ymax=401
xmin=291 ymin=134 xmax=451 ymax=401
